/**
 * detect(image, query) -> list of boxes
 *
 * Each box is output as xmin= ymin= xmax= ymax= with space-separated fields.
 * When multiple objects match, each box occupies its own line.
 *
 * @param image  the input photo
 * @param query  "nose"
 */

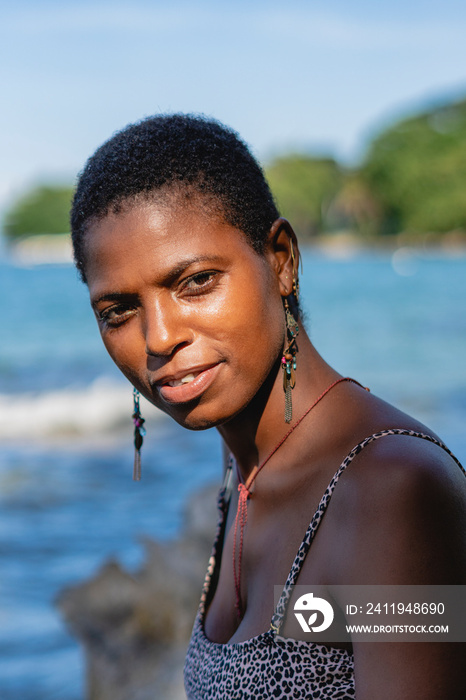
xmin=144 ymin=297 xmax=192 ymax=358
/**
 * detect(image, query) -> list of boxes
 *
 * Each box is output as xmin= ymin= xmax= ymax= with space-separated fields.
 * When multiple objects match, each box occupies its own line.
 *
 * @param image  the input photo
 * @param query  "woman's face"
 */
xmin=85 ymin=198 xmax=289 ymax=430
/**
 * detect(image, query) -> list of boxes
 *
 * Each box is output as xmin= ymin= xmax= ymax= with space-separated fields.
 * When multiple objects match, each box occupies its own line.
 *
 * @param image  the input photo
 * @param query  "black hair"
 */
xmin=71 ymin=114 xmax=279 ymax=283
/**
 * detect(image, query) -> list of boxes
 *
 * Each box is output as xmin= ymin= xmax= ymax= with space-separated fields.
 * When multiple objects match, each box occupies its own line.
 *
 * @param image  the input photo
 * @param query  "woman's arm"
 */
xmin=336 ymin=436 xmax=466 ymax=699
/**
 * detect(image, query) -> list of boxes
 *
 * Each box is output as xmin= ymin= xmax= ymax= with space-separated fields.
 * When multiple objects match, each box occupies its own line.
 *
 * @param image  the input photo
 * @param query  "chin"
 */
xmin=171 ymin=412 xmax=223 ymax=432
xmin=166 ymin=400 xmax=242 ymax=432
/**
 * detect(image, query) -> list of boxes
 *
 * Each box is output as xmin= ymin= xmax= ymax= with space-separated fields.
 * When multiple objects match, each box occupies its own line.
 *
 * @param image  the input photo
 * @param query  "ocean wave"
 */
xmin=0 ymin=378 xmax=159 ymax=439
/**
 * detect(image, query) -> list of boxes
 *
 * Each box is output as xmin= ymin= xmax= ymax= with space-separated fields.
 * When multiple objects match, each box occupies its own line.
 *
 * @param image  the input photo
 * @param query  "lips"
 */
xmin=155 ymin=363 xmax=222 ymax=404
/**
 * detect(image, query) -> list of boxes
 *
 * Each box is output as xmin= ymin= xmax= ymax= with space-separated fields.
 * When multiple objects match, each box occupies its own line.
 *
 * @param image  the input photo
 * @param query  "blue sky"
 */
xmin=1 ymin=0 xmax=466 ymax=214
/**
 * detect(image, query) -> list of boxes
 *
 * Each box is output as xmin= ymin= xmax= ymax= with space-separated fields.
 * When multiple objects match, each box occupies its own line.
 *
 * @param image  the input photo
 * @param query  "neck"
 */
xmin=217 ymin=332 xmax=339 ymax=483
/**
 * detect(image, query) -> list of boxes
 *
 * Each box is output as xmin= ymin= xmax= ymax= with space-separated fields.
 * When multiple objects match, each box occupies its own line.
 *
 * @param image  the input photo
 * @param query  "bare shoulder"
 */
xmin=328 ymin=428 xmax=466 ymax=585
xmin=314 ymin=386 xmax=466 ymax=698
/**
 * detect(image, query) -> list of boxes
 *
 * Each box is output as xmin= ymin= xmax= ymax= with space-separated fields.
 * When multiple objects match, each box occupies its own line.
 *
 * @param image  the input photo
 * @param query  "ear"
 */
xmin=265 ymin=218 xmax=300 ymax=298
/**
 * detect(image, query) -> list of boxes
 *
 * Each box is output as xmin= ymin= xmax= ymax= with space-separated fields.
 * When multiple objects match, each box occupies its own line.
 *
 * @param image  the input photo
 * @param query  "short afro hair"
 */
xmin=71 ymin=114 xmax=280 ymax=282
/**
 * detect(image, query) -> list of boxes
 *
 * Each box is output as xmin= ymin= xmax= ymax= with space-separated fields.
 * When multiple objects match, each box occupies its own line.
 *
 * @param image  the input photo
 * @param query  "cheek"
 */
xmin=215 ymin=278 xmax=285 ymax=378
xmin=100 ymin=328 xmax=145 ymax=384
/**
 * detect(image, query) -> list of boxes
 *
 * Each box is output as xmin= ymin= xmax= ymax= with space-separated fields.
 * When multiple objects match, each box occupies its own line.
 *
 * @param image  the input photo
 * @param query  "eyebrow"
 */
xmin=91 ymin=254 xmax=226 ymax=307
xmin=91 ymin=291 xmax=132 ymax=307
xmin=166 ymin=254 xmax=225 ymax=278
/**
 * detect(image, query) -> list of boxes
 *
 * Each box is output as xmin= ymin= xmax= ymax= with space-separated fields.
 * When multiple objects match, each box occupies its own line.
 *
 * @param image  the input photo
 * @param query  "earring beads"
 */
xmin=281 ymin=239 xmax=300 ymax=423
xmin=282 ymin=299 xmax=299 ymax=423
xmin=132 ymin=388 xmax=146 ymax=481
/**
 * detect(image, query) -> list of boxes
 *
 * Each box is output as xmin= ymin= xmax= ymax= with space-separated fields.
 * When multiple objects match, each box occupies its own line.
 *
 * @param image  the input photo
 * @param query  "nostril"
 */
xmin=145 ymin=338 xmax=192 ymax=359
xmin=145 ymin=341 xmax=192 ymax=377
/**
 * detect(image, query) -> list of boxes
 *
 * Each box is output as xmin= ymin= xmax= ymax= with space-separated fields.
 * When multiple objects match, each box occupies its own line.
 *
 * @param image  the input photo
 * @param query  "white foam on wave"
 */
xmin=0 ymin=378 xmax=159 ymax=440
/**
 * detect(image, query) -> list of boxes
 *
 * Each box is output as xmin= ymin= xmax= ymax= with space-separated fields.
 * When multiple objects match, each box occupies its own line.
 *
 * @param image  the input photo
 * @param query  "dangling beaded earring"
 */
xmin=132 ymin=388 xmax=146 ymax=481
xmin=281 ymin=240 xmax=300 ymax=423
xmin=282 ymin=299 xmax=299 ymax=423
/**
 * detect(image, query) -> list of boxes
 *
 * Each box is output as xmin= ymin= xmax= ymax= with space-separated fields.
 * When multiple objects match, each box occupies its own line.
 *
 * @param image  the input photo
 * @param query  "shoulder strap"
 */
xmin=270 ymin=429 xmax=465 ymax=634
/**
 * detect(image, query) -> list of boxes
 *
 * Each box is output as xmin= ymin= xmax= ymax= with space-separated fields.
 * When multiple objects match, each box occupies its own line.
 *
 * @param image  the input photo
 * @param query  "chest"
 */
xmin=203 ymin=462 xmax=348 ymax=644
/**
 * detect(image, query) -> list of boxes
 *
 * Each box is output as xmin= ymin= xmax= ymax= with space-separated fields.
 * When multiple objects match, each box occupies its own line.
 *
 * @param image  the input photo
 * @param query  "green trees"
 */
xmin=361 ymin=98 xmax=466 ymax=235
xmin=265 ymin=96 xmax=466 ymax=240
xmin=2 ymin=95 xmax=466 ymax=244
xmin=3 ymin=185 xmax=74 ymax=240
xmin=265 ymin=156 xmax=342 ymax=237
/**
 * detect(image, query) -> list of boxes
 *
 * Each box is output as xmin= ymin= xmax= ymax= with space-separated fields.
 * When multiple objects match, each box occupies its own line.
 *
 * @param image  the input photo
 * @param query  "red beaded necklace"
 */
xmin=232 ymin=376 xmax=368 ymax=619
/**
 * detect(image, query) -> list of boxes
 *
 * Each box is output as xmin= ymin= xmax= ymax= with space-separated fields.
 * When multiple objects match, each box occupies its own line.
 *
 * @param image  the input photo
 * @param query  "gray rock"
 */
xmin=57 ymin=483 xmax=220 ymax=700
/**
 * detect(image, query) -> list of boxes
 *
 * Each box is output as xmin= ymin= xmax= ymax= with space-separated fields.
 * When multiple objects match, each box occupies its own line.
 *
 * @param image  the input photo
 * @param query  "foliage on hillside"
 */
xmin=2 ymin=95 xmax=466 ymax=242
xmin=361 ymin=98 xmax=466 ymax=235
xmin=265 ymin=156 xmax=342 ymax=237
xmin=3 ymin=186 xmax=74 ymax=239
xmin=265 ymin=96 xmax=466 ymax=240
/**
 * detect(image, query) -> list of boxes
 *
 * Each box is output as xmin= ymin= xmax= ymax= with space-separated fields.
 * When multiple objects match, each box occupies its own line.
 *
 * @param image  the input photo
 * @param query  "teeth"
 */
xmin=168 ymin=373 xmax=197 ymax=387
xmin=181 ymin=373 xmax=196 ymax=384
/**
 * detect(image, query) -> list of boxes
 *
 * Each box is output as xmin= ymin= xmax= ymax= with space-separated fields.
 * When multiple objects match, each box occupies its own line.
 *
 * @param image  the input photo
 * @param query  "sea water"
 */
xmin=0 ymin=248 xmax=465 ymax=699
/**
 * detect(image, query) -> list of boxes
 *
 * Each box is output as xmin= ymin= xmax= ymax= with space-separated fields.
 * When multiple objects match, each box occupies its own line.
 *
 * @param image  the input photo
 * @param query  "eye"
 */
xmin=181 ymin=271 xmax=218 ymax=296
xmin=97 ymin=304 xmax=136 ymax=328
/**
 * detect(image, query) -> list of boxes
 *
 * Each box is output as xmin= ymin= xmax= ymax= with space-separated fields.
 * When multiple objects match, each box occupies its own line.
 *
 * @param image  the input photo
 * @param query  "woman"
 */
xmin=71 ymin=114 xmax=466 ymax=699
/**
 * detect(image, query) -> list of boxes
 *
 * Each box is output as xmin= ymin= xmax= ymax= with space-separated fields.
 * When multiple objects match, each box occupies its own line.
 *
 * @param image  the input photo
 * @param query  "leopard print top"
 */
xmin=184 ymin=430 xmax=464 ymax=699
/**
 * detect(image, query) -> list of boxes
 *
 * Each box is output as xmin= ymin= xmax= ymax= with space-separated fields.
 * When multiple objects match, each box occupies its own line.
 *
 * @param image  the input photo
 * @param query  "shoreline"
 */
xmin=306 ymin=229 xmax=466 ymax=258
xmin=2 ymin=230 xmax=466 ymax=267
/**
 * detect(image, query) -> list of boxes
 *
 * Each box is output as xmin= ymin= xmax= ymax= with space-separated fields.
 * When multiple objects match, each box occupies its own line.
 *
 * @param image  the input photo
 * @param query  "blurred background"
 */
xmin=1 ymin=1 xmax=465 ymax=698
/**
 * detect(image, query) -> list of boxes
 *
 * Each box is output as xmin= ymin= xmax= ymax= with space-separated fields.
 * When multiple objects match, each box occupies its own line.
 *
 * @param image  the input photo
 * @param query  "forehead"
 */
xmin=84 ymin=199 xmax=260 ymax=293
